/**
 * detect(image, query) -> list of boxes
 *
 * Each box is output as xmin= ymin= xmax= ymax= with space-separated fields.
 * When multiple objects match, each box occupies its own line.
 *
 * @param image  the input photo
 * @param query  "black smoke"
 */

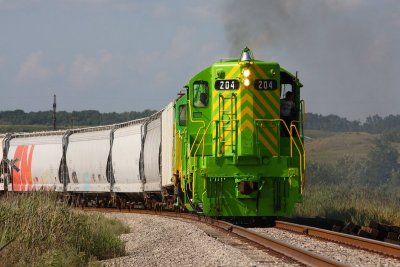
xmin=223 ymin=0 xmax=400 ymax=120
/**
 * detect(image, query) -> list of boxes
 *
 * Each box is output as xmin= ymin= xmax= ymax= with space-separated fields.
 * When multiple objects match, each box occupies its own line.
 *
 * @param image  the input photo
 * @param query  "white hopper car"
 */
xmin=0 ymin=102 xmax=176 ymax=208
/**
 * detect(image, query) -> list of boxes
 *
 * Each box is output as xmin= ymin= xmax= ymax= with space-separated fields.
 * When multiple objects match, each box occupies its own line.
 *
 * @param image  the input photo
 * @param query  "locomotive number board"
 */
xmin=215 ymin=79 xmax=240 ymax=90
xmin=254 ymin=79 xmax=277 ymax=90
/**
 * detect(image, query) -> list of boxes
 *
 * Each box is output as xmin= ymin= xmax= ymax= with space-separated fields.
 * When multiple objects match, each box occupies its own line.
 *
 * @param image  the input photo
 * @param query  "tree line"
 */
xmin=305 ymin=113 xmax=400 ymax=134
xmin=2 ymin=110 xmax=399 ymax=132
xmin=1 ymin=110 xmax=400 ymax=140
xmin=0 ymin=109 xmax=157 ymax=129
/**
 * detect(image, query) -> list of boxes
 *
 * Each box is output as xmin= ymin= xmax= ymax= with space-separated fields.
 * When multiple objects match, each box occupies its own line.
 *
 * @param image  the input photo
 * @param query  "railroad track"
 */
xmin=81 ymin=208 xmax=349 ymax=267
xmin=274 ymin=221 xmax=400 ymax=259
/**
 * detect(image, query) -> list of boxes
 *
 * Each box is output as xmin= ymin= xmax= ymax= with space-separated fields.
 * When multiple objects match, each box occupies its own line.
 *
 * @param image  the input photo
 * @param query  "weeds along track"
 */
xmin=81 ymin=208 xmax=348 ymax=267
xmin=273 ymin=221 xmax=400 ymax=259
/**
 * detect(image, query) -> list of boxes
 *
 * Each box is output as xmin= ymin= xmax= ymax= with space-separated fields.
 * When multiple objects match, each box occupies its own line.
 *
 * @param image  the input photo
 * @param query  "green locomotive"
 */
xmin=174 ymin=47 xmax=305 ymax=218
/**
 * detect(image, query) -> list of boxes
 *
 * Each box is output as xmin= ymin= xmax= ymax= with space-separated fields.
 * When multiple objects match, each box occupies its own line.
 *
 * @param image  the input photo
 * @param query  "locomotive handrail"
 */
xmin=187 ymin=100 xmax=206 ymax=127
xmin=188 ymin=120 xmax=213 ymax=197
xmin=286 ymin=120 xmax=305 ymax=195
xmin=175 ymin=130 xmax=186 ymax=193
xmin=290 ymin=123 xmax=306 ymax=194
xmin=187 ymin=99 xmax=207 ymax=156
xmin=299 ymin=100 xmax=305 ymax=137
xmin=186 ymin=100 xmax=209 ymax=198
xmin=254 ymin=119 xmax=301 ymax=157
xmin=192 ymin=121 xmax=213 ymax=159
xmin=290 ymin=123 xmax=305 ymax=151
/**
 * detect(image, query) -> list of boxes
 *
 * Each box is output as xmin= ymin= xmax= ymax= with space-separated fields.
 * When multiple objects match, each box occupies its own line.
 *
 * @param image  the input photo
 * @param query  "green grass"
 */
xmin=0 ymin=193 xmax=129 ymax=267
xmin=295 ymin=184 xmax=400 ymax=226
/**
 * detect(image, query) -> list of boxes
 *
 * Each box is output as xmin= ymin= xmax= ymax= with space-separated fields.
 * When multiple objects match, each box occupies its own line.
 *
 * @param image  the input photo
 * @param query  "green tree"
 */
xmin=365 ymin=138 xmax=399 ymax=185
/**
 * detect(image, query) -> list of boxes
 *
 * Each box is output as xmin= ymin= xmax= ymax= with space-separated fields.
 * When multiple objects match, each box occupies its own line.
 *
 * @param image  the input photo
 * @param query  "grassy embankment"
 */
xmin=0 ymin=193 xmax=129 ymax=267
xmin=295 ymin=184 xmax=400 ymax=226
xmin=295 ymin=130 xmax=400 ymax=226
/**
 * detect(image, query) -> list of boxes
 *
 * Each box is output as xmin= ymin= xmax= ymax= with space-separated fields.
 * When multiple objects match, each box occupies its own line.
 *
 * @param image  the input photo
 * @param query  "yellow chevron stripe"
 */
xmin=267 ymin=91 xmax=280 ymax=111
xmin=253 ymin=64 xmax=267 ymax=78
xmin=240 ymin=94 xmax=254 ymax=113
xmin=252 ymin=90 xmax=278 ymax=118
xmin=212 ymin=90 xmax=225 ymax=111
xmin=258 ymin=133 xmax=277 ymax=155
xmin=252 ymin=100 xmax=266 ymax=118
xmin=240 ymin=92 xmax=252 ymax=104
xmin=262 ymin=126 xmax=278 ymax=147
xmin=241 ymin=94 xmax=266 ymax=118
xmin=212 ymin=90 xmax=225 ymax=112
xmin=240 ymin=119 xmax=254 ymax=132
xmin=240 ymin=90 xmax=268 ymax=118
xmin=212 ymin=93 xmax=232 ymax=120
xmin=238 ymin=106 xmax=253 ymax=122
xmin=253 ymin=64 xmax=280 ymax=111
xmin=226 ymin=65 xmax=240 ymax=79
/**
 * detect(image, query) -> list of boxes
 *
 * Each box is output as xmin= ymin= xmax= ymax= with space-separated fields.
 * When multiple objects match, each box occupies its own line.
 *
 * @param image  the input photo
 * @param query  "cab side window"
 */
xmin=193 ymin=81 xmax=209 ymax=108
xmin=280 ymin=83 xmax=295 ymax=118
xmin=178 ymin=104 xmax=187 ymax=126
xmin=280 ymin=83 xmax=293 ymax=99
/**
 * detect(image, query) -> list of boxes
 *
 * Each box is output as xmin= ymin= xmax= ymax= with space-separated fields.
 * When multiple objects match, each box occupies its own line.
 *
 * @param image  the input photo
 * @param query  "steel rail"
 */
xmin=81 ymin=208 xmax=346 ymax=267
xmin=275 ymin=221 xmax=400 ymax=259
xmin=209 ymin=219 xmax=347 ymax=267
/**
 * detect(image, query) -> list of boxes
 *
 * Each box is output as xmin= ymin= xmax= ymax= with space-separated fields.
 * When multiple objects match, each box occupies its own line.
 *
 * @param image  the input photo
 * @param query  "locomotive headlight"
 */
xmin=243 ymin=68 xmax=251 ymax=78
xmin=243 ymin=78 xmax=250 ymax=87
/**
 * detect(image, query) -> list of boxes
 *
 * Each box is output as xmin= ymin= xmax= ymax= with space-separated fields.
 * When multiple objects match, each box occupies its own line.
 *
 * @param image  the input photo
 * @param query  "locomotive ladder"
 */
xmin=217 ymin=94 xmax=237 ymax=157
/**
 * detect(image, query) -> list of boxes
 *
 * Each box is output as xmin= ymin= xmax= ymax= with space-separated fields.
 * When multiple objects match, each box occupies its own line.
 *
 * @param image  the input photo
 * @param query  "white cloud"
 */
xmin=69 ymin=51 xmax=112 ymax=88
xmin=17 ymin=51 xmax=50 ymax=83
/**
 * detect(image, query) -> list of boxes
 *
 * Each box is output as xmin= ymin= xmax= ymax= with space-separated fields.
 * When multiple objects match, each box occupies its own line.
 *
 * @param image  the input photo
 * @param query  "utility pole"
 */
xmin=52 ymin=94 xmax=56 ymax=130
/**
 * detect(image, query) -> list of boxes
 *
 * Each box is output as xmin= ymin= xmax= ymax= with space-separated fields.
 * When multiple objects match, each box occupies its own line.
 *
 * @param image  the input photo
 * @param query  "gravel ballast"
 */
xmin=252 ymin=227 xmax=400 ymax=267
xmin=100 ymin=213 xmax=298 ymax=267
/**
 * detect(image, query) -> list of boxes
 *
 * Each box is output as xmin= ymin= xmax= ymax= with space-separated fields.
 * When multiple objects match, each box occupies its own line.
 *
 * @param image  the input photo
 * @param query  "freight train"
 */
xmin=0 ymin=48 xmax=305 ymax=219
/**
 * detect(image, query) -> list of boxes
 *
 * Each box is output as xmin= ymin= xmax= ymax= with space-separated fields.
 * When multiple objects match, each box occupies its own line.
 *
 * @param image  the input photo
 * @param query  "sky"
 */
xmin=0 ymin=0 xmax=399 ymax=121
